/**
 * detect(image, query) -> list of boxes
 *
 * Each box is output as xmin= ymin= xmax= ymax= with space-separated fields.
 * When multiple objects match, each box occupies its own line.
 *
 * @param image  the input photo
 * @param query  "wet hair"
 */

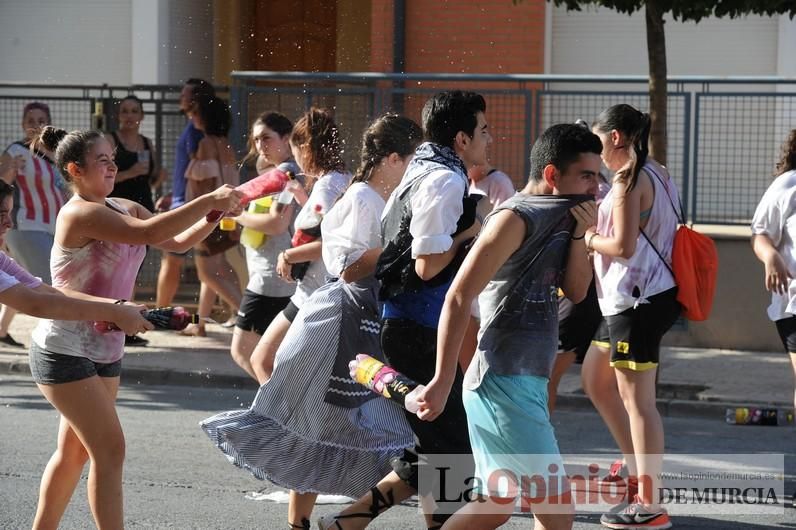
xmin=593 ymin=103 xmax=651 ymax=192
xmin=33 ymin=126 xmax=104 ymax=182
xmin=352 ymin=114 xmax=422 ymax=184
xmin=529 ymin=123 xmax=603 ymax=184
xmin=22 ymin=101 xmax=52 ymax=124
xmin=0 ymin=180 xmax=14 ymax=203
xmin=193 ymin=94 xmax=231 ymax=137
xmin=118 ymin=95 xmax=144 ymax=113
xmin=421 ymin=91 xmax=486 ymax=149
xmin=775 ymin=129 xmax=796 ymax=175
xmin=290 ymin=108 xmax=345 ymax=174
xmin=185 ymin=78 xmax=215 ymax=99
xmin=242 ymin=111 xmax=294 ymax=168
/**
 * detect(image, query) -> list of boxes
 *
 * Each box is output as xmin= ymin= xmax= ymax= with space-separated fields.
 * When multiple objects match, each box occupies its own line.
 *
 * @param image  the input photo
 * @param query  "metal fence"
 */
xmin=2 ymin=74 xmax=795 ymax=295
xmin=0 ymin=83 xmax=227 ymax=299
xmin=229 ymin=72 xmax=796 ymax=226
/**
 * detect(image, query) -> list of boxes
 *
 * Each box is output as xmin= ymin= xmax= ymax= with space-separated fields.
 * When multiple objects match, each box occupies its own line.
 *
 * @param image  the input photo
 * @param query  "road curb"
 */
xmin=2 ymin=358 xmax=790 ymax=421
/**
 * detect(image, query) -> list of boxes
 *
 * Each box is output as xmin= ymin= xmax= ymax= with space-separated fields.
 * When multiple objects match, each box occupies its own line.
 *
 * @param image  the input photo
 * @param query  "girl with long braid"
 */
xmin=201 ymin=114 xmax=420 ymax=530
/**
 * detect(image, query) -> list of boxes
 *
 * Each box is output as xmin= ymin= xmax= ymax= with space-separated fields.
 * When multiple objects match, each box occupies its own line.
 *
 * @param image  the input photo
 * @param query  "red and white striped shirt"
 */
xmin=6 ymin=142 xmax=65 ymax=234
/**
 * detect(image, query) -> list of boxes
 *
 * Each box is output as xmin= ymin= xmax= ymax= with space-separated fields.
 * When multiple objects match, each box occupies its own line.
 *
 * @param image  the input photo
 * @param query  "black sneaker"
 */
xmin=600 ymin=495 xmax=672 ymax=529
xmin=0 ymin=334 xmax=24 ymax=348
xmin=125 ymin=335 xmax=149 ymax=347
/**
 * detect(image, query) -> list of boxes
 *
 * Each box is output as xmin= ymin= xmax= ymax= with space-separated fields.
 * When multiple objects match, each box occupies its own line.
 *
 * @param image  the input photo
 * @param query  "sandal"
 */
xmin=289 ymin=518 xmax=311 ymax=530
xmin=316 ymin=487 xmax=394 ymax=529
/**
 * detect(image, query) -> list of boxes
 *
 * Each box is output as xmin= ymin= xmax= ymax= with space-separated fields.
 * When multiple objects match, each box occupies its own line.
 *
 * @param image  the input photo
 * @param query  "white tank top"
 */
xmin=594 ymin=161 xmax=679 ymax=316
xmin=32 ymin=198 xmax=147 ymax=363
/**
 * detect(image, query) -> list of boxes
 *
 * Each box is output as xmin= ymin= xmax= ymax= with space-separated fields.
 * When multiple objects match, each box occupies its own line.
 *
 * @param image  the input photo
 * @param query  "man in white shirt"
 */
xmin=319 ymin=91 xmax=490 ymax=530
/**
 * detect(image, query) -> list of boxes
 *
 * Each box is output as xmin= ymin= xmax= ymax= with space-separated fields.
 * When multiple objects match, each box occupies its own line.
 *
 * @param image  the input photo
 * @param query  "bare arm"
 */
xmin=414 ymin=222 xmax=481 ymax=281
xmin=235 ymin=203 xmax=294 ymax=236
xmin=752 ymin=233 xmax=791 ymax=295
xmin=57 ymin=186 xmax=242 ymax=248
xmin=586 ymin=178 xmax=642 ymax=259
xmin=340 ymin=247 xmax=382 ymax=283
xmin=416 ymin=210 xmax=525 ymax=421
xmin=0 ymin=284 xmax=152 ymax=335
xmin=0 ymin=152 xmax=21 ymax=184
xmin=561 ymin=201 xmax=597 ymax=303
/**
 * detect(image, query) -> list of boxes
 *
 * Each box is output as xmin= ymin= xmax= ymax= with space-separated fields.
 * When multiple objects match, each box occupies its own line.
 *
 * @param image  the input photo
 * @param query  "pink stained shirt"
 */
xmin=32 ymin=198 xmax=147 ymax=363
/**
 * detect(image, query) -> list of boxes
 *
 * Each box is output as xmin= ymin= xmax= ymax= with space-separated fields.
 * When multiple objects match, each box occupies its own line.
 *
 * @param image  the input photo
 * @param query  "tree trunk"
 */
xmin=646 ymin=0 xmax=667 ymax=165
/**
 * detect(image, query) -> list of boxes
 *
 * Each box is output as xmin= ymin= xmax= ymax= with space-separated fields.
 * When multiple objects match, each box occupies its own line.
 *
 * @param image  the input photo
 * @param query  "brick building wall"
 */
xmin=370 ymin=0 xmax=547 ymax=183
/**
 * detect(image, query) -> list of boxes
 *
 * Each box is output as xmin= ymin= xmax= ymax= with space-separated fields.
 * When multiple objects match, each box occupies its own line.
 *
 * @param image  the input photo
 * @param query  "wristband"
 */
xmin=114 ymin=299 xmax=127 ymax=305
xmin=281 ymin=251 xmax=292 ymax=265
xmin=586 ymin=233 xmax=598 ymax=252
xmin=571 ymin=233 xmax=585 ymax=241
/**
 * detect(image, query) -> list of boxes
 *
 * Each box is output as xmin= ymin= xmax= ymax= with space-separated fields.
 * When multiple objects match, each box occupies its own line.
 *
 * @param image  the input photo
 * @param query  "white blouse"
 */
xmin=321 ymin=182 xmax=385 ymax=277
xmin=751 ymin=169 xmax=796 ymax=321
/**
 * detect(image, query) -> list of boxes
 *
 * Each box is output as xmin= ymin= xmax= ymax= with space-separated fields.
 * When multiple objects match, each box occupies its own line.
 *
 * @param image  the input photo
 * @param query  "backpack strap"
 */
xmin=640 ymin=226 xmax=675 ymax=281
xmin=644 ymin=164 xmax=686 ymax=225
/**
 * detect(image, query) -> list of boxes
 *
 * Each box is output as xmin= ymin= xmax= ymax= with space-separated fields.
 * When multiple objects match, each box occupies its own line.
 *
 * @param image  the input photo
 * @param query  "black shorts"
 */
xmin=558 ymin=280 xmax=602 ymax=363
xmin=235 ymin=290 xmax=291 ymax=335
xmin=29 ymin=343 xmax=122 ymax=385
xmin=282 ymin=300 xmax=300 ymax=323
xmin=775 ymin=316 xmax=796 ymax=353
xmin=596 ymin=287 xmax=680 ymax=371
xmin=381 ymin=318 xmax=473 ymax=523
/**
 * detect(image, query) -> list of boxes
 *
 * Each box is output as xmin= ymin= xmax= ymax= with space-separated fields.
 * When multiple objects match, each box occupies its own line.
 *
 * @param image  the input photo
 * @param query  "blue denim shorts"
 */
xmin=29 ymin=343 xmax=122 ymax=385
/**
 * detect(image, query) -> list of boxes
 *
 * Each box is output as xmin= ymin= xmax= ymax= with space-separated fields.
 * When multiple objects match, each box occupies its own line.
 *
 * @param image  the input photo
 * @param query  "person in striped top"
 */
xmin=0 ymin=102 xmax=67 ymax=284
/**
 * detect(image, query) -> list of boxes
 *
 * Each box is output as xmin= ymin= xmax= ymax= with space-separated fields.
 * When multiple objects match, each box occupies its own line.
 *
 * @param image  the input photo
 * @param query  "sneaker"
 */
xmin=605 ymin=478 xmax=639 ymax=515
xmin=600 ymin=495 xmax=671 ymax=529
xmin=0 ymin=334 xmax=24 ymax=348
xmin=125 ymin=335 xmax=149 ymax=347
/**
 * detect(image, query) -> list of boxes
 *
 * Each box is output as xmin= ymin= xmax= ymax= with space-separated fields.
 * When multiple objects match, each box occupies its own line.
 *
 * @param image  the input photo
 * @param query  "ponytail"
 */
xmin=351 ymin=114 xmax=422 ymax=184
xmin=594 ymin=104 xmax=651 ymax=191
xmin=32 ymin=125 xmax=67 ymax=155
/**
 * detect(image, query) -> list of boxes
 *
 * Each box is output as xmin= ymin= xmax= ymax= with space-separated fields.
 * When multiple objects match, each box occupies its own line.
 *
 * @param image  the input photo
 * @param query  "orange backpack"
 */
xmin=641 ymin=168 xmax=719 ymax=321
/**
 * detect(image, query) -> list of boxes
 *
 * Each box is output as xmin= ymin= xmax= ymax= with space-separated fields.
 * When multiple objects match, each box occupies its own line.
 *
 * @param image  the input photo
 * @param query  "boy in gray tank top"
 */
xmin=415 ymin=124 xmax=602 ymax=529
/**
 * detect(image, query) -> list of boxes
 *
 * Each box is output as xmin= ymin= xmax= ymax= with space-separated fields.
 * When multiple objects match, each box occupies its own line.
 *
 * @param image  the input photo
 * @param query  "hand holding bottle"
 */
xmin=109 ymin=303 xmax=154 ymax=336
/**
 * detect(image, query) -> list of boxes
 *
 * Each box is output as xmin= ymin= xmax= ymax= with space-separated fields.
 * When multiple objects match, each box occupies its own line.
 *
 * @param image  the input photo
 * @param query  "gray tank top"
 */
xmin=464 ymin=193 xmax=589 ymax=391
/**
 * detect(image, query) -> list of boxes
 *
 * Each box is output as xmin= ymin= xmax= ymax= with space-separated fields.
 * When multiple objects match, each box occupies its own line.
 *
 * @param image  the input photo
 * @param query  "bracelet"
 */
xmin=571 ymin=233 xmax=585 ymax=241
xmin=586 ymin=233 xmax=598 ymax=252
xmin=281 ymin=250 xmax=292 ymax=265
xmin=114 ymin=299 xmax=127 ymax=305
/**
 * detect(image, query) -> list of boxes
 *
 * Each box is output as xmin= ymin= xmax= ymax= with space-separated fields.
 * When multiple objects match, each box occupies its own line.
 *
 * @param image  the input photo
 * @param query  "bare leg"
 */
xmin=34 ymin=376 xmax=124 ymax=530
xmin=615 ymin=367 xmax=664 ymax=509
xmin=548 ymin=352 xmax=575 ymax=415
xmin=230 ymin=327 xmax=260 ymax=380
xmin=790 ymin=352 xmax=796 ymax=411
xmin=156 ymin=253 xmax=184 ymax=307
xmin=319 ymin=472 xmax=416 ymax=530
xmin=0 ymin=304 xmax=17 ymax=338
xmin=250 ymin=311 xmax=292 ymax=384
xmin=181 ymin=283 xmax=215 ymax=336
xmin=581 ymin=344 xmax=636 ymax=474
xmin=195 ymin=253 xmax=242 ymax=312
xmin=288 ymin=491 xmax=318 ymax=528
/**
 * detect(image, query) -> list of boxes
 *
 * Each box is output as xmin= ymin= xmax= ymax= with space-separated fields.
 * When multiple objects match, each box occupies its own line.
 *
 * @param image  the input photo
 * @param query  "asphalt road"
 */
xmin=1 ymin=374 xmax=794 ymax=529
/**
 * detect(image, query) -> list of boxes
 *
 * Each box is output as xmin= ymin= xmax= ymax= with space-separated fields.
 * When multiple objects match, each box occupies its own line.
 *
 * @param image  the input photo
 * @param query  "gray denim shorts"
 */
xmin=29 ymin=343 xmax=122 ymax=385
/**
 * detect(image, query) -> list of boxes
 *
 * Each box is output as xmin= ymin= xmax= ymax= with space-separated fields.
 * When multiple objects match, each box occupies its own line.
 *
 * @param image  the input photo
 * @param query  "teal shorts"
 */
xmin=463 ymin=371 xmax=568 ymax=499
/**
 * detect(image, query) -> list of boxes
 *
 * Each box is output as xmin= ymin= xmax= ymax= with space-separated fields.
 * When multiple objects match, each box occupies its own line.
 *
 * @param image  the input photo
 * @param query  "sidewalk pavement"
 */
xmin=0 ymin=314 xmax=792 ymax=419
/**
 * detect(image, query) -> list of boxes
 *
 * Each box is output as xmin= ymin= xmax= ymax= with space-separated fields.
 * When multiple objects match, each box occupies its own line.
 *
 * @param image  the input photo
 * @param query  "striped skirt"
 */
xmin=200 ymin=278 xmax=414 ymax=498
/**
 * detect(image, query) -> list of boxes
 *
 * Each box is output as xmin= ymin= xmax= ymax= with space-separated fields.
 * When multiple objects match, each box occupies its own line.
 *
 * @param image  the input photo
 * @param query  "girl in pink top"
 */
xmin=27 ymin=126 xmax=243 ymax=530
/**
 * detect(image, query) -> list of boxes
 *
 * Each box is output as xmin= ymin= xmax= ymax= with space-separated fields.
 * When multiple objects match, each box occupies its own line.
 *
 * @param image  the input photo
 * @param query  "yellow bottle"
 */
xmin=240 ymin=196 xmax=272 ymax=249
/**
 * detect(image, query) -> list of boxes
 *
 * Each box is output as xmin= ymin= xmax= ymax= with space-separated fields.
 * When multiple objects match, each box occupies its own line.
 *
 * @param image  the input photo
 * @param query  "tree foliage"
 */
xmin=548 ymin=1 xmax=796 ymax=22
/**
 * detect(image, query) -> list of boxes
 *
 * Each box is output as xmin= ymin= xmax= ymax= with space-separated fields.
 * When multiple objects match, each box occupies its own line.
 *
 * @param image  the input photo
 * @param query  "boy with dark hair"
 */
xmin=417 ymin=123 xmax=602 ymax=530
xmin=318 ymin=90 xmax=490 ymax=530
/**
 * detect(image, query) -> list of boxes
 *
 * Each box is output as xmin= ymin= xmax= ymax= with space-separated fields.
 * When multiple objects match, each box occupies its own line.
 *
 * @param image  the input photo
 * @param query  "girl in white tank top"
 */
xmin=582 ymin=104 xmax=680 ymax=529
